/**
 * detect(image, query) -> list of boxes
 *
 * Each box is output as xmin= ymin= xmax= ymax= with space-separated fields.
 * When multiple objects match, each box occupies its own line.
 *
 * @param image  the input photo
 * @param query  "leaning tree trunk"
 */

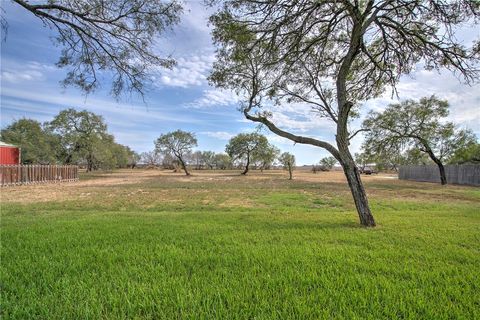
xmin=433 ymin=158 xmax=447 ymax=185
xmin=340 ymin=156 xmax=376 ymax=227
xmin=423 ymin=144 xmax=447 ymax=185
xmin=178 ymin=157 xmax=190 ymax=176
xmin=242 ymin=153 xmax=250 ymax=175
xmin=337 ymin=126 xmax=376 ymax=227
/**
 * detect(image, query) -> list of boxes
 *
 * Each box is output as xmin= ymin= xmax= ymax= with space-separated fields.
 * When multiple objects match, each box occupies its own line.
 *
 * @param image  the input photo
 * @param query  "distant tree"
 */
xmin=48 ymin=108 xmax=109 ymax=171
xmin=161 ymin=153 xmax=177 ymax=170
xmin=363 ymin=96 xmax=477 ymax=184
xmin=125 ymin=148 xmax=141 ymax=168
xmin=202 ymin=151 xmax=216 ymax=169
xmin=155 ymin=130 xmax=197 ymax=176
xmin=209 ymin=1 xmax=480 ymax=226
xmin=4 ymin=0 xmax=182 ymax=97
xmin=90 ymin=134 xmax=118 ymax=170
xmin=278 ymin=152 xmax=295 ymax=180
xmin=0 ymin=118 xmax=57 ymax=164
xmin=225 ymin=133 xmax=270 ymax=175
xmin=213 ymin=153 xmax=231 ymax=170
xmin=191 ymin=150 xmax=205 ymax=170
xmin=108 ymin=142 xmax=136 ymax=169
xmin=319 ymin=157 xmax=337 ymax=171
xmin=356 ymin=146 xmax=430 ymax=172
xmin=254 ymin=144 xmax=280 ymax=171
xmin=354 ymin=152 xmax=371 ymax=172
xmin=141 ymin=151 xmax=162 ymax=167
xmin=448 ymin=140 xmax=480 ymax=164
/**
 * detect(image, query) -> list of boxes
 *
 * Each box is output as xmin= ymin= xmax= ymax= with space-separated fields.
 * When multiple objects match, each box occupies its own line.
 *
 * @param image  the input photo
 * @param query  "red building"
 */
xmin=0 ymin=141 xmax=21 ymax=164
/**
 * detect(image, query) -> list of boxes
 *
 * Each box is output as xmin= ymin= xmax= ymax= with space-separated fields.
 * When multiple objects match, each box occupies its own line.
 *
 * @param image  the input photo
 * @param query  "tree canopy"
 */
xmin=225 ymin=133 xmax=271 ymax=175
xmin=278 ymin=152 xmax=295 ymax=180
xmin=48 ymin=108 xmax=110 ymax=171
xmin=209 ymin=0 xmax=480 ymax=226
xmin=319 ymin=157 xmax=337 ymax=171
xmin=362 ymin=96 xmax=478 ymax=184
xmin=155 ymin=130 xmax=197 ymax=175
xmin=5 ymin=0 xmax=182 ymax=97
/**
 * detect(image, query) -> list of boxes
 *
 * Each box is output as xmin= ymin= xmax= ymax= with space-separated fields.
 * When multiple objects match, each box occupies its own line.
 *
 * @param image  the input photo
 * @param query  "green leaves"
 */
xmin=14 ymin=0 xmax=183 ymax=97
xmin=0 ymin=119 xmax=57 ymax=164
xmin=361 ymin=96 xmax=479 ymax=167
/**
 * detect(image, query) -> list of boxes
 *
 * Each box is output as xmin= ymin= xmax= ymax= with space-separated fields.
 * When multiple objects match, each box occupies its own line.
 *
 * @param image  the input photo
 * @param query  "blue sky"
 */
xmin=1 ymin=1 xmax=479 ymax=165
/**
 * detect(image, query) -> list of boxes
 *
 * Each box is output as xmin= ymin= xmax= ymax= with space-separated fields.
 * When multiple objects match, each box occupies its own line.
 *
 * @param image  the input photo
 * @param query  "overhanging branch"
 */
xmin=243 ymin=109 xmax=341 ymax=160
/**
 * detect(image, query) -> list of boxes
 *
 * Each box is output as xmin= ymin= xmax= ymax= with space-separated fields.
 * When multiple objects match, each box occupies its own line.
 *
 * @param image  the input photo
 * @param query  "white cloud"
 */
xmin=152 ymin=52 xmax=215 ymax=88
xmin=361 ymin=69 xmax=480 ymax=134
xmin=199 ymin=131 xmax=234 ymax=140
xmin=186 ymin=88 xmax=239 ymax=108
xmin=0 ymin=86 xmax=202 ymax=125
xmin=0 ymin=60 xmax=55 ymax=83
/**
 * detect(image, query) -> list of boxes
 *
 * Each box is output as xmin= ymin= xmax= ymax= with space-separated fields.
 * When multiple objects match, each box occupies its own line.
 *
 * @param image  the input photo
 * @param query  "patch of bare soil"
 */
xmin=0 ymin=169 xmax=164 ymax=204
xmin=0 ymin=169 xmax=399 ymax=204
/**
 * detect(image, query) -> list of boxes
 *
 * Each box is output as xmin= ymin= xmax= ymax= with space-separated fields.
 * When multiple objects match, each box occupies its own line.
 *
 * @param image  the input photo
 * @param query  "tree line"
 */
xmin=0 ymin=109 xmax=139 ymax=171
xmin=145 ymin=130 xmax=297 ymax=178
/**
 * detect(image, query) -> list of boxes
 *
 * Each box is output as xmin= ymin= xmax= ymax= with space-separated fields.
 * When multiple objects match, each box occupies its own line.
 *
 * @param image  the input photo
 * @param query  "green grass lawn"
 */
xmin=1 ymin=170 xmax=479 ymax=319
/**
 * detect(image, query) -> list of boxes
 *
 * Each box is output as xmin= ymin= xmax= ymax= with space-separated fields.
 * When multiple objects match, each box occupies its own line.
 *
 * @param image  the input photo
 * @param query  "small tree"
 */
xmin=214 ymin=153 xmax=231 ymax=169
xmin=254 ymin=144 xmax=280 ymax=171
xmin=279 ymin=152 xmax=295 ymax=180
xmin=225 ymin=133 xmax=270 ymax=175
xmin=202 ymin=151 xmax=216 ymax=169
xmin=363 ymin=96 xmax=477 ymax=185
xmin=319 ymin=157 xmax=337 ymax=171
xmin=141 ymin=151 xmax=162 ymax=167
xmin=155 ymin=130 xmax=197 ymax=176
xmin=191 ymin=150 xmax=205 ymax=170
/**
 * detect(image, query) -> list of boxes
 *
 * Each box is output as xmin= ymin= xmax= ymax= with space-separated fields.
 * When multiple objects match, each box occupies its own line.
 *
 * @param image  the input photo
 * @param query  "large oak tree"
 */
xmin=48 ymin=108 xmax=110 ymax=171
xmin=209 ymin=0 xmax=479 ymax=226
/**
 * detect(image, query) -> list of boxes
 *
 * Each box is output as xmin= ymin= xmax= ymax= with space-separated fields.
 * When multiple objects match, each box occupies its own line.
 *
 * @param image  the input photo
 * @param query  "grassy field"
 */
xmin=1 ymin=169 xmax=479 ymax=319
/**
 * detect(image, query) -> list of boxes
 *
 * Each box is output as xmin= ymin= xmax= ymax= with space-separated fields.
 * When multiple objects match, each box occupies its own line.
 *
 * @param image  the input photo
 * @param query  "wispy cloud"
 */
xmin=0 ymin=60 xmax=56 ymax=84
xmin=186 ymin=88 xmax=239 ymax=108
xmin=199 ymin=131 xmax=234 ymax=140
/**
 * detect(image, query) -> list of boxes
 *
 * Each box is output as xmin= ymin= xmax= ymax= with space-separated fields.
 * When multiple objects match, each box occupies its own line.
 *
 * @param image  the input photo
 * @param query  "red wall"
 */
xmin=0 ymin=147 xmax=20 ymax=164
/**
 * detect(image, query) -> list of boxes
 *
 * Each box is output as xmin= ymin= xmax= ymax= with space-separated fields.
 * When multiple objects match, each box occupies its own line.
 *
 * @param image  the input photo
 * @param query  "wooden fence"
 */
xmin=399 ymin=164 xmax=480 ymax=186
xmin=0 ymin=165 xmax=79 ymax=187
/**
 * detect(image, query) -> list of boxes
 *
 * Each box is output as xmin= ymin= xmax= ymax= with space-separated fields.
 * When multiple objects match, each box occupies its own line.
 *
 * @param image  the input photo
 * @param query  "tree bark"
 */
xmin=288 ymin=164 xmax=292 ymax=180
xmin=340 ymin=155 xmax=376 ymax=227
xmin=422 ymin=143 xmax=447 ymax=185
xmin=432 ymin=157 xmax=447 ymax=185
xmin=178 ymin=157 xmax=190 ymax=176
xmin=437 ymin=161 xmax=447 ymax=185
xmin=242 ymin=152 xmax=250 ymax=175
xmin=86 ymin=154 xmax=94 ymax=172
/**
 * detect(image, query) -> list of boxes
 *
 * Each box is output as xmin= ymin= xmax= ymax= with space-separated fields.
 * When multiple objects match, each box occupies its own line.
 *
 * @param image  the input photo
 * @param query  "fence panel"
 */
xmin=0 ymin=165 xmax=79 ymax=187
xmin=399 ymin=165 xmax=480 ymax=186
